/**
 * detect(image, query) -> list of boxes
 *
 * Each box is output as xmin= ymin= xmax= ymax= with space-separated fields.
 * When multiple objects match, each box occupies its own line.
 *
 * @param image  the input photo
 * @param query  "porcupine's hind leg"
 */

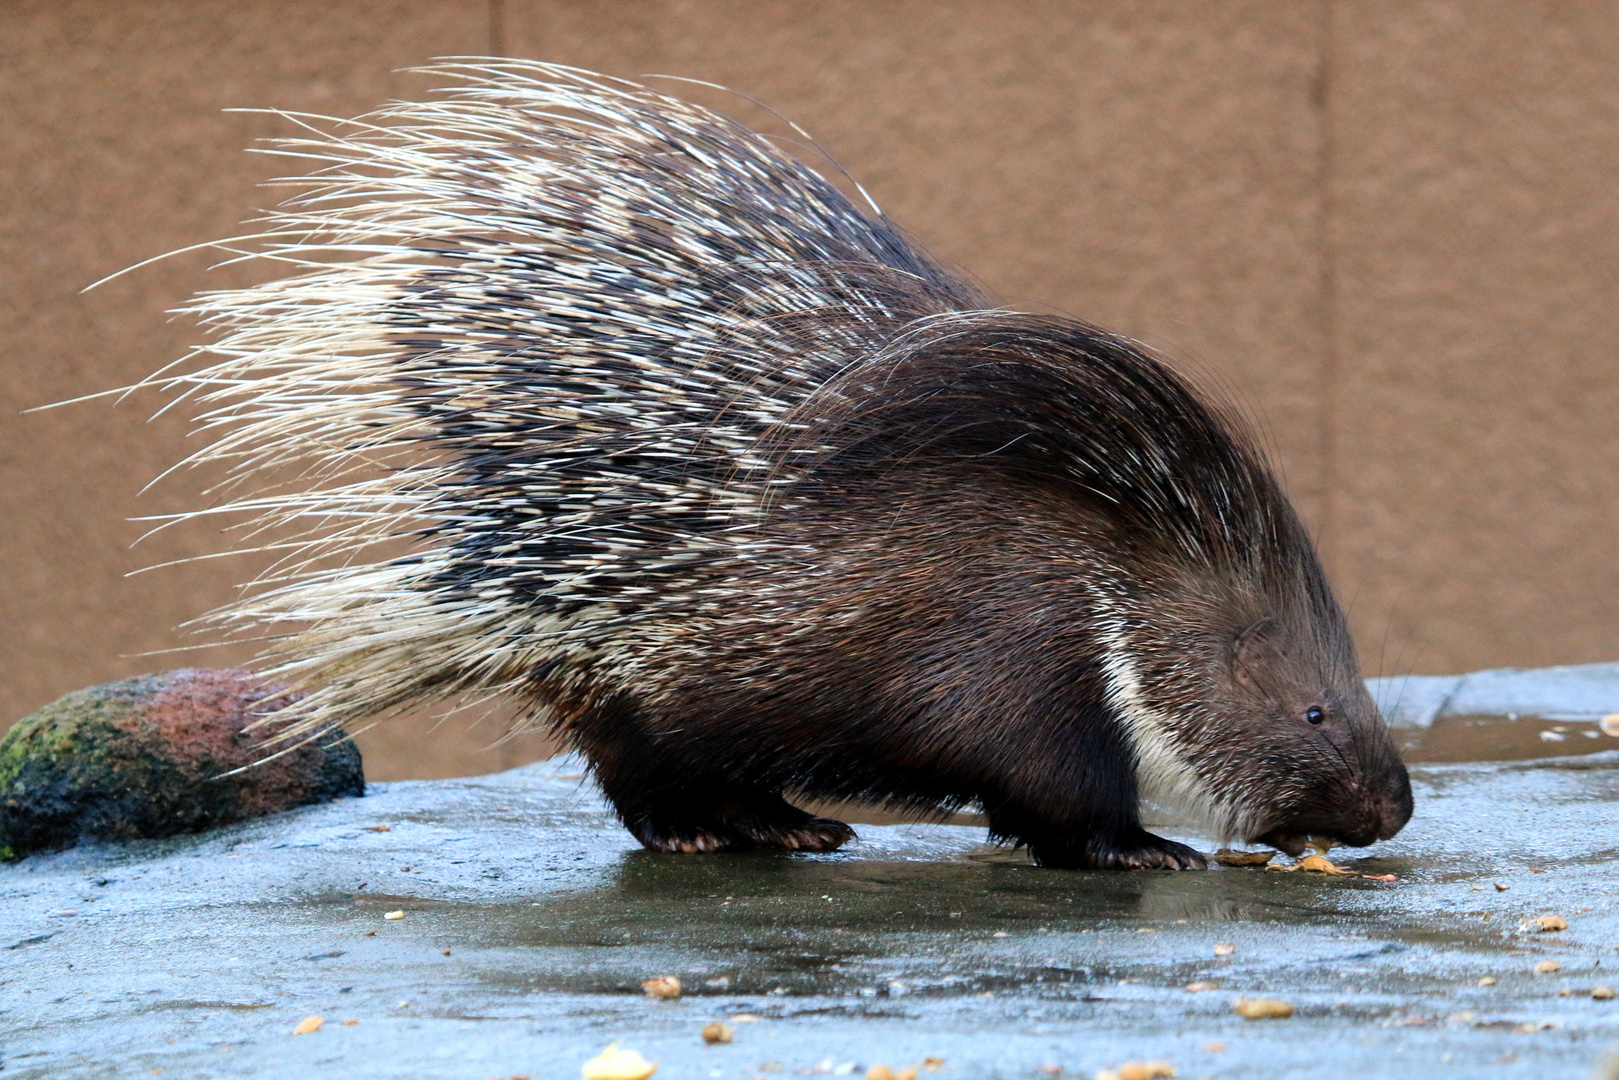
xmin=618 ymin=785 xmax=854 ymax=854
xmin=576 ymin=714 xmax=854 ymax=853
xmin=601 ymin=774 xmax=855 ymax=854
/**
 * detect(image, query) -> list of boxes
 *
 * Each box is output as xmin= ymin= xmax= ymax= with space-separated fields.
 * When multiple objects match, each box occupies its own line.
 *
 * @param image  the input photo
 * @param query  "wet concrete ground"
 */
xmin=4 ymin=743 xmax=1619 ymax=1079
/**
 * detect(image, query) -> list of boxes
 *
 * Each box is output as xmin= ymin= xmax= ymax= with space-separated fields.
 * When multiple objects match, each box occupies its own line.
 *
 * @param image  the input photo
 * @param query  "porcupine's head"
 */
xmin=806 ymin=315 xmax=1413 ymax=855
xmin=1104 ymin=520 xmax=1415 ymax=856
xmin=1027 ymin=331 xmax=1414 ymax=856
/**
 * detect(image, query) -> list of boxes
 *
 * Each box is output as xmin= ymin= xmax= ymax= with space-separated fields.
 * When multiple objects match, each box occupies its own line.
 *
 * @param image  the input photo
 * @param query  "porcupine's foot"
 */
xmin=1028 ymin=827 xmax=1206 ymax=871
xmin=623 ymin=790 xmax=854 ymax=854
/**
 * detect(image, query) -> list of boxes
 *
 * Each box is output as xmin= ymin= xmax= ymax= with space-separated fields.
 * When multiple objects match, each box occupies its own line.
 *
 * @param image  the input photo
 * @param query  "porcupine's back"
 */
xmin=155 ymin=60 xmax=988 ymax=745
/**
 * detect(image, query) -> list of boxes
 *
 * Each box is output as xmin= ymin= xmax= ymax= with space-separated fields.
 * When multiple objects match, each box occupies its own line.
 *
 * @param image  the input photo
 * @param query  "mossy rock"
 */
xmin=0 ymin=669 xmax=362 ymax=859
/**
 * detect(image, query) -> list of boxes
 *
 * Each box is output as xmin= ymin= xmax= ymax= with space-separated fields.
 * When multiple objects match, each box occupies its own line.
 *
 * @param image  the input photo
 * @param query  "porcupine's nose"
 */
xmin=1372 ymin=760 xmax=1414 ymax=840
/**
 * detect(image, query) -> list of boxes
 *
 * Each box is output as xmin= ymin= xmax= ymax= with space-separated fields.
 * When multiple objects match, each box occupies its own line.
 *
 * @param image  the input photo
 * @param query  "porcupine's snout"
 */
xmin=1340 ymin=724 xmax=1415 ymax=846
xmin=1330 ymin=763 xmax=1414 ymax=848
xmin=1253 ymin=735 xmax=1413 ymax=855
xmin=1372 ymin=760 xmax=1415 ymax=840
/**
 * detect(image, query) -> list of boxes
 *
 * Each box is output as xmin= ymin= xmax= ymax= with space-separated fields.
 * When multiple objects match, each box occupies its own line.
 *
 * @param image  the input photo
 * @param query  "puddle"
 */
xmin=1400 ymin=714 xmax=1619 ymax=764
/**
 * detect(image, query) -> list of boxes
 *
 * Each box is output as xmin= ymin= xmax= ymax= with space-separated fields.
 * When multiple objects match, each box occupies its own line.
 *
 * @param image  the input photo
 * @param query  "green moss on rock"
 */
xmin=0 ymin=669 xmax=362 ymax=858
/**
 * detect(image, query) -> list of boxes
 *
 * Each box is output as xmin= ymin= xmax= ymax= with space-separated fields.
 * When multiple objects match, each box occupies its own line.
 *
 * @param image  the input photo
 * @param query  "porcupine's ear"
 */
xmin=1230 ymin=617 xmax=1285 ymax=693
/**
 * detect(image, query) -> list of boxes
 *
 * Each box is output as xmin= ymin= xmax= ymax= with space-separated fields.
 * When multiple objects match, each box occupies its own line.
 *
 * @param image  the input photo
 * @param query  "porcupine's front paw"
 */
xmin=1030 ymin=828 xmax=1207 ymax=870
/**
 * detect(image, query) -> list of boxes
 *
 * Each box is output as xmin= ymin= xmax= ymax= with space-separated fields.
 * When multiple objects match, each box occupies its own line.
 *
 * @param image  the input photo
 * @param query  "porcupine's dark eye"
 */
xmin=1304 ymin=706 xmax=1325 ymax=726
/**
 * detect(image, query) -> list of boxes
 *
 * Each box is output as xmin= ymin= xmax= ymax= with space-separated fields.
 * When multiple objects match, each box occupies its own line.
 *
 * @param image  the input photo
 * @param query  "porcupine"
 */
xmin=139 ymin=59 xmax=1412 ymax=869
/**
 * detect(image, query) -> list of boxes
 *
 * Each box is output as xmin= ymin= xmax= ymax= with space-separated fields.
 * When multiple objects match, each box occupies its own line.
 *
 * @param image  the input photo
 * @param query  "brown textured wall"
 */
xmin=3 ymin=1 xmax=1617 ymax=777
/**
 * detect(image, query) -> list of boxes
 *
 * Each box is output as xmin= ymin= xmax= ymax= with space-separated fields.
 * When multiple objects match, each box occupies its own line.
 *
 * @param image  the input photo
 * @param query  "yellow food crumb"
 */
xmin=1120 ymin=1063 xmax=1175 ymax=1080
xmin=1095 ymin=1064 xmax=1174 ymax=1080
xmin=383 ymin=910 xmax=404 ymax=921
xmin=1213 ymin=943 xmax=1236 ymax=957
xmin=642 ymin=975 xmax=681 ymax=1000
xmin=581 ymin=1043 xmax=658 ymax=1080
xmin=700 ymin=1021 xmax=733 ymax=1044
xmin=1522 ymin=914 xmax=1568 ymax=933
xmin=291 ymin=1016 xmax=324 ymax=1035
xmin=1233 ymin=997 xmax=1294 ymax=1020
xmin=1295 ymin=854 xmax=1354 ymax=875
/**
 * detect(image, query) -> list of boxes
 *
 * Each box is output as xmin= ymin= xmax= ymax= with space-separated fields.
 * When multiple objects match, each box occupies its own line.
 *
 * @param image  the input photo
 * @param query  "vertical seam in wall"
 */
xmin=1316 ymin=0 xmax=1341 ymax=562
xmin=489 ymin=0 xmax=506 ymax=57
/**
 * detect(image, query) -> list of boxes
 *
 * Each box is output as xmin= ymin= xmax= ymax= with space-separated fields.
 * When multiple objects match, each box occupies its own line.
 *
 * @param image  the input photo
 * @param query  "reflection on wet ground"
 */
xmin=3 ymin=750 xmax=1619 ymax=1078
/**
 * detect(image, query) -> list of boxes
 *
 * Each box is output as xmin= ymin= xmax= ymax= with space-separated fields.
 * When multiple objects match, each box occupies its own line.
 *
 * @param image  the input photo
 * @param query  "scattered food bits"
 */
xmin=1601 ymin=714 xmax=1619 ymax=737
xmin=1521 ymin=915 xmax=1568 ymax=933
xmin=642 ymin=975 xmax=681 ymax=1000
xmin=1213 ymin=943 xmax=1236 ymax=957
xmin=992 ymin=930 xmax=1008 ymax=937
xmin=1202 ymin=1043 xmax=1226 ymax=1054
xmin=442 ymin=949 xmax=452 ymax=956
xmin=1296 ymin=854 xmax=1355 ymax=875
xmin=1362 ymin=873 xmax=1398 ymax=882
xmin=383 ymin=910 xmax=404 ymax=921
xmin=1529 ymin=867 xmax=1546 ymax=874
xmin=1213 ymin=849 xmax=1276 ymax=867
xmin=1478 ymin=976 xmax=1498 ymax=987
xmin=1494 ymin=882 xmax=1510 ymax=891
xmin=731 ymin=1013 xmax=759 ymax=1023
xmin=363 ymin=930 xmax=376 ymax=937
xmin=291 ymin=1015 xmax=324 ymax=1035
xmin=1559 ymin=986 xmax=1574 ymax=997
xmin=701 ymin=1021 xmax=733 ymax=1045
xmin=923 ymin=1058 xmax=945 ymax=1070
xmin=1595 ymin=986 xmax=1616 ymax=1000
xmin=1185 ymin=981 xmax=1219 ymax=992
xmin=1233 ymin=997 xmax=1294 ymax=1020
xmin=1534 ymin=961 xmax=1563 ymax=974
xmin=581 ymin=1043 xmax=658 ymax=1080
xmin=866 ymin=1067 xmax=918 ymax=1080
xmin=340 ymin=1019 xmax=358 ymax=1026
xmin=362 ymin=825 xmax=391 ymax=832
